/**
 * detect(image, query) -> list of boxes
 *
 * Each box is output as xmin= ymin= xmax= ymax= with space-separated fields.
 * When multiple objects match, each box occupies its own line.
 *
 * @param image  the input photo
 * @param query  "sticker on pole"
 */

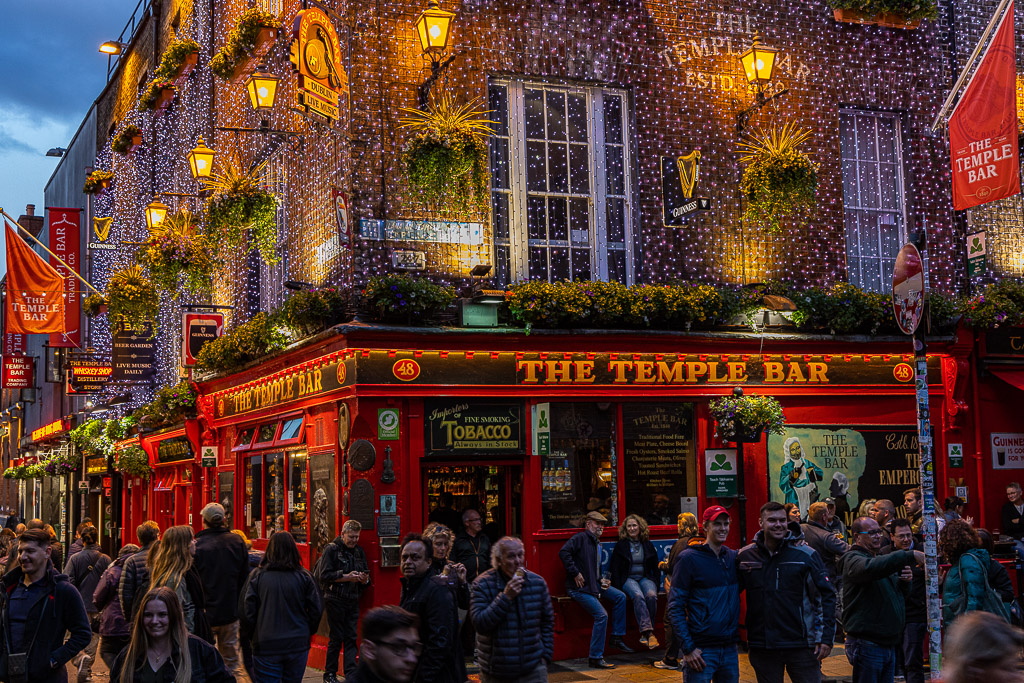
xmin=892 ymin=243 xmax=925 ymax=335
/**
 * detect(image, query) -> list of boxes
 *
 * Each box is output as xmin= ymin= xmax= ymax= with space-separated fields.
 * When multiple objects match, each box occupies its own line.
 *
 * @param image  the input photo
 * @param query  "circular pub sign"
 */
xmin=892 ymin=243 xmax=925 ymax=335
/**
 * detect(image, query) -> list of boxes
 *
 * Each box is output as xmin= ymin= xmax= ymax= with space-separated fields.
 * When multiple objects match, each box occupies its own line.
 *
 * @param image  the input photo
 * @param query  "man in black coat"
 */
xmin=320 ymin=519 xmax=371 ymax=683
xmin=0 ymin=528 xmax=92 ymax=683
xmin=399 ymin=534 xmax=461 ymax=683
xmin=63 ymin=526 xmax=110 ymax=682
xmin=345 ymin=606 xmax=421 ymax=683
xmin=119 ymin=520 xmax=160 ymax=620
xmin=194 ymin=503 xmax=250 ymax=682
xmin=890 ymin=519 xmax=926 ymax=683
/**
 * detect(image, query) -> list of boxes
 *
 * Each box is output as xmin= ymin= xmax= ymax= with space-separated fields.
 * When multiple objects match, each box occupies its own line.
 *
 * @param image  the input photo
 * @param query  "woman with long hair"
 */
xmin=610 ymin=513 xmax=660 ymax=649
xmin=110 ymin=586 xmax=234 ymax=683
xmin=941 ymin=519 xmax=1009 ymax=624
xmin=147 ymin=525 xmax=213 ymax=642
xmin=240 ymin=532 xmax=322 ymax=682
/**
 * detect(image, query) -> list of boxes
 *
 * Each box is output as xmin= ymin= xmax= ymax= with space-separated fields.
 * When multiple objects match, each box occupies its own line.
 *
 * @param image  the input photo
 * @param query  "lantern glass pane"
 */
xmin=757 ymin=49 xmax=777 ymax=82
xmin=740 ymin=50 xmax=758 ymax=84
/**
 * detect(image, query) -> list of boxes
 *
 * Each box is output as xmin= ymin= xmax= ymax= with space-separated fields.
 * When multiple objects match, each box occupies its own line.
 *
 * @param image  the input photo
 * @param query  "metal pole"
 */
xmin=737 ymin=439 xmax=747 ymax=545
xmin=913 ymin=333 xmax=942 ymax=677
xmin=0 ymin=208 xmax=102 ymax=295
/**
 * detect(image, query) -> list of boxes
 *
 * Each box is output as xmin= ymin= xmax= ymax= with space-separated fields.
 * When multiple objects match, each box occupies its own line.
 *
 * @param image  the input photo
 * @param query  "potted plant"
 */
xmin=398 ymin=92 xmax=494 ymax=217
xmin=709 ymin=389 xmax=787 ymax=443
xmin=196 ymin=312 xmax=289 ymax=374
xmin=277 ymin=287 xmax=349 ymax=337
xmin=138 ymin=208 xmax=217 ymax=297
xmin=115 ymin=445 xmax=152 ymax=478
xmin=738 ymin=122 xmax=818 ymax=233
xmin=83 ymin=293 xmax=108 ymax=317
xmin=112 ymin=125 xmax=143 ymax=155
xmin=141 ymin=77 xmax=177 ymax=112
xmin=201 ymin=156 xmax=280 ymax=264
xmin=827 ymin=0 xmax=937 ymax=28
xmin=83 ymin=170 xmax=115 ymax=195
xmin=155 ymin=38 xmax=201 ymax=85
xmin=106 ymin=264 xmax=160 ymax=328
xmin=209 ymin=8 xmax=282 ymax=82
xmin=361 ymin=274 xmax=456 ymax=324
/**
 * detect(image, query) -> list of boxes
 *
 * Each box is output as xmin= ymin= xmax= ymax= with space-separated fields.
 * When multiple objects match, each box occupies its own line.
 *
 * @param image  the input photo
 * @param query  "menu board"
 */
xmin=621 ymin=403 xmax=695 ymax=525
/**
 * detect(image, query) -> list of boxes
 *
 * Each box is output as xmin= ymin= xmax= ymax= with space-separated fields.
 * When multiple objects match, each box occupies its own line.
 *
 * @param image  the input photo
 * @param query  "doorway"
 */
xmin=423 ymin=464 xmax=522 ymax=540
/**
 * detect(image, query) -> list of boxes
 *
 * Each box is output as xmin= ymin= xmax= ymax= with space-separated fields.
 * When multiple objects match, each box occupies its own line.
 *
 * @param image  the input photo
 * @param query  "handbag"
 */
xmin=949 ymin=553 xmax=1011 ymax=622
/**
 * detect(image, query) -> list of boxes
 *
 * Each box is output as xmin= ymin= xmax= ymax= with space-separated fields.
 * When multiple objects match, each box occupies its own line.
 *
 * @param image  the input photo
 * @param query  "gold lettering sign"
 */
xmin=290 ymin=7 xmax=346 ymax=122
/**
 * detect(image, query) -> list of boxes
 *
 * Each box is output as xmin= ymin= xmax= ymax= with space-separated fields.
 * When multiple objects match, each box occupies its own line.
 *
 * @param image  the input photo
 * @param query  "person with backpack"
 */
xmin=63 ymin=525 xmax=111 ymax=683
xmin=316 ymin=520 xmax=370 ymax=683
xmin=940 ymin=519 xmax=1010 ymax=625
xmin=92 ymin=544 xmax=139 ymax=672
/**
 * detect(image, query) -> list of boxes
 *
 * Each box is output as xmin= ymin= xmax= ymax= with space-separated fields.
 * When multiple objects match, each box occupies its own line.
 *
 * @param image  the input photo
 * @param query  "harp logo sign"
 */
xmin=661 ymin=152 xmax=711 ymax=226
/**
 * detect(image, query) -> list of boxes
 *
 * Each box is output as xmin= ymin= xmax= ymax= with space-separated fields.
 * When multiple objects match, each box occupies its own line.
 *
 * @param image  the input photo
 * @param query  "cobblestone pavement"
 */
xmin=77 ymin=644 xmax=854 ymax=682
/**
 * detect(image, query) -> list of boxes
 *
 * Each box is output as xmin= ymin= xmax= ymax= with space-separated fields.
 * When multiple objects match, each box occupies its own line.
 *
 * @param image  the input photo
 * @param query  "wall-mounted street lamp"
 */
xmin=735 ymin=34 xmax=788 ymax=134
xmin=245 ymin=68 xmax=281 ymax=111
xmin=414 ymin=0 xmax=458 ymax=107
xmin=145 ymin=198 xmax=169 ymax=231
xmin=187 ymin=137 xmax=216 ymax=180
xmin=99 ymin=41 xmax=126 ymax=55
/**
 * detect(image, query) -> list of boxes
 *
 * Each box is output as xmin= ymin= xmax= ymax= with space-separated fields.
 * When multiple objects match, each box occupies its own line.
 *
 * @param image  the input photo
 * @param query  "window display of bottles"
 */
xmin=542 ymin=452 xmax=575 ymax=501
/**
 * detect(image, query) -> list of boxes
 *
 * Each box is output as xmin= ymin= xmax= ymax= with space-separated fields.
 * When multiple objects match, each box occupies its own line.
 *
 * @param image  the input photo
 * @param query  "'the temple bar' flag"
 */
xmin=4 ymin=221 xmax=66 ymax=335
xmin=950 ymin=0 xmax=1020 ymax=210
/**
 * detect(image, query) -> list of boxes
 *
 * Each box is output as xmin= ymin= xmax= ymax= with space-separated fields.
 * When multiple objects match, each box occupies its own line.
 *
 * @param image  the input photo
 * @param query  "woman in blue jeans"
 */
xmin=610 ymin=514 xmax=661 ymax=648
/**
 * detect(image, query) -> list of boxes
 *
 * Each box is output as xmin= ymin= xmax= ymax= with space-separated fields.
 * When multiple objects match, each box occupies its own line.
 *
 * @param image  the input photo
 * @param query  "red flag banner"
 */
xmin=4 ymin=222 xmax=66 ymax=334
xmin=950 ymin=1 xmax=1020 ymax=210
xmin=47 ymin=207 xmax=81 ymax=347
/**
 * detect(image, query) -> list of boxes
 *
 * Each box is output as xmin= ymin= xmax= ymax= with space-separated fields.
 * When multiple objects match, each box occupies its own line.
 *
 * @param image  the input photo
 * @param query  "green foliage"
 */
xmin=139 ymin=209 xmax=217 ymax=297
xmin=83 ymin=170 xmax=114 ymax=194
xmin=115 ymin=445 xmax=152 ymax=478
xmin=709 ymin=393 xmax=787 ymax=442
xmin=789 ymin=282 xmax=896 ymax=335
xmin=2 ymin=464 xmax=32 ymax=480
xmin=70 ymin=419 xmax=114 ymax=458
xmin=133 ymin=381 xmax=197 ymax=430
xmin=83 ymin=293 xmax=107 ymax=317
xmin=277 ymin=287 xmax=348 ymax=336
xmin=209 ymin=9 xmax=281 ymax=80
xmin=106 ymin=265 xmax=160 ymax=329
xmin=205 ymin=190 xmax=278 ymax=263
xmin=739 ymin=123 xmax=818 ymax=233
xmin=928 ymin=291 xmax=962 ymax=331
xmin=154 ymin=38 xmax=200 ymax=80
xmin=826 ymin=0 xmax=938 ymax=20
xmin=361 ymin=275 xmax=456 ymax=324
xmin=196 ymin=312 xmax=289 ymax=374
xmin=140 ymin=77 xmax=176 ymax=111
xmin=960 ymin=279 xmax=1024 ymax=328
xmin=112 ymin=125 xmax=143 ymax=155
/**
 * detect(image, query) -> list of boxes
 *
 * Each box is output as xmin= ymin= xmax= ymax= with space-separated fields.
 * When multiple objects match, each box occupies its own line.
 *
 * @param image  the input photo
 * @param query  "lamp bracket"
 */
xmin=418 ymin=51 xmax=462 ymax=108
xmin=735 ymin=86 xmax=788 ymax=134
xmin=215 ymin=124 xmax=302 ymax=138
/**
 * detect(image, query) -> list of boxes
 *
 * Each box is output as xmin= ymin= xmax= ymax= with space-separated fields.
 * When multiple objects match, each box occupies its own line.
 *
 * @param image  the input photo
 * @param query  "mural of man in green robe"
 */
xmin=779 ymin=436 xmax=823 ymax=519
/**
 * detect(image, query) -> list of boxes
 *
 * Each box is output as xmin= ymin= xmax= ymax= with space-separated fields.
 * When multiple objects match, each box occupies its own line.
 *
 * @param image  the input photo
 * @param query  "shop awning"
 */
xmin=991 ymin=367 xmax=1024 ymax=392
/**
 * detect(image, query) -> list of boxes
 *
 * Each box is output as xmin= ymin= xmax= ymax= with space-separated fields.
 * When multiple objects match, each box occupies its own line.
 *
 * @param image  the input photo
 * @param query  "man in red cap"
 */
xmin=665 ymin=506 xmax=740 ymax=681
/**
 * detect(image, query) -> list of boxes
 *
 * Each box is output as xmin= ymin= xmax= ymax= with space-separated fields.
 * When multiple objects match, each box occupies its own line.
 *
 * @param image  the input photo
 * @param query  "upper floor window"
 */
xmin=489 ymin=81 xmax=634 ymax=286
xmin=839 ymin=110 xmax=907 ymax=293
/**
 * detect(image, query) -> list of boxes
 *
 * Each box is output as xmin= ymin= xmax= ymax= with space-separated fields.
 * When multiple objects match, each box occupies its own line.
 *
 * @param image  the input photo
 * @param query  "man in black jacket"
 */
xmin=118 ymin=520 xmax=160 ymax=620
xmin=399 ymin=534 xmax=461 ymax=683
xmin=0 ymin=529 xmax=92 ymax=683
xmin=63 ymin=526 xmax=110 ymax=683
xmin=558 ymin=511 xmax=630 ymax=670
xmin=470 ymin=537 xmax=553 ymax=682
xmin=320 ymin=519 xmax=371 ymax=683
xmin=195 ymin=503 xmax=250 ymax=682
xmin=890 ymin=519 xmax=926 ymax=683
xmin=738 ymin=501 xmax=836 ymax=683
xmin=346 ymin=606 xmax=421 ymax=683
xmin=1002 ymin=483 xmax=1024 ymax=560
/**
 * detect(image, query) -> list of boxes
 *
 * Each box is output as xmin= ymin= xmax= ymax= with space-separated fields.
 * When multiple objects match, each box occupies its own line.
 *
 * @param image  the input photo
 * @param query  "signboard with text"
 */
xmin=992 ymin=432 xmax=1024 ymax=469
xmin=47 ymin=207 xmax=81 ymax=347
xmin=661 ymin=153 xmax=711 ymax=225
xmin=424 ymin=400 xmax=526 ymax=456
xmin=2 ymin=355 xmax=33 ymax=389
xmin=182 ymin=312 xmax=224 ymax=367
xmin=112 ymin=321 xmax=156 ymax=382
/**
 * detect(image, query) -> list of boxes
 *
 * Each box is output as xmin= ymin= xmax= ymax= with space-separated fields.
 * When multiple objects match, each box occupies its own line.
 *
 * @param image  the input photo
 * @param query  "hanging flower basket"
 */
xmin=709 ymin=392 xmax=787 ymax=443
xmin=141 ymin=77 xmax=177 ymax=113
xmin=833 ymin=8 xmax=921 ymax=28
xmin=112 ymin=125 xmax=143 ymax=155
xmin=210 ymin=9 xmax=282 ymax=82
xmin=83 ymin=170 xmax=115 ymax=195
xmin=828 ymin=0 xmax=935 ymax=28
xmin=106 ymin=264 xmax=160 ymax=329
xmin=83 ymin=293 xmax=108 ymax=317
xmin=115 ymin=445 xmax=152 ymax=478
xmin=139 ymin=209 xmax=217 ymax=297
xmin=738 ymin=122 xmax=818 ymax=233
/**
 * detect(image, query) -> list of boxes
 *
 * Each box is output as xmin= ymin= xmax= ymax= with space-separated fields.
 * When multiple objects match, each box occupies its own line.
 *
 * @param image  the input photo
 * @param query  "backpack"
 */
xmin=950 ymin=552 xmax=1011 ymax=622
xmin=311 ymin=541 xmax=339 ymax=590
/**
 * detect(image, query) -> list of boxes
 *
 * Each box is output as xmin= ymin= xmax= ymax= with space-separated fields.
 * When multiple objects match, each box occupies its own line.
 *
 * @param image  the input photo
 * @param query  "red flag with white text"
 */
xmin=4 ymin=221 xmax=66 ymax=334
xmin=950 ymin=1 xmax=1020 ymax=210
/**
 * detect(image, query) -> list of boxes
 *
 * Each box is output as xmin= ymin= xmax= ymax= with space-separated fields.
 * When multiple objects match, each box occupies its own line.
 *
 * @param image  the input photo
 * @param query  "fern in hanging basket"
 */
xmin=115 ymin=445 xmax=152 ymax=477
xmin=398 ymin=93 xmax=494 ymax=217
xmin=138 ymin=208 xmax=217 ymax=297
xmin=201 ymin=156 xmax=280 ymax=264
xmin=709 ymin=392 xmax=787 ymax=442
xmin=738 ymin=122 xmax=818 ymax=233
xmin=106 ymin=265 xmax=160 ymax=328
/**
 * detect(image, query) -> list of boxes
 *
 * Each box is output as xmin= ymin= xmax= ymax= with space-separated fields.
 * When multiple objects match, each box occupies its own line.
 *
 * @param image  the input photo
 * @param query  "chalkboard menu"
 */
xmin=157 ymin=436 xmax=194 ymax=464
xmin=424 ymin=400 xmax=526 ymax=455
xmin=621 ymin=403 xmax=696 ymax=525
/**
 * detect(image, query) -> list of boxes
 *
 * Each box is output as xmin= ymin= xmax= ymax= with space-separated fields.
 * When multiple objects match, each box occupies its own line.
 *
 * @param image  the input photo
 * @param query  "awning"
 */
xmin=990 ymin=367 xmax=1024 ymax=392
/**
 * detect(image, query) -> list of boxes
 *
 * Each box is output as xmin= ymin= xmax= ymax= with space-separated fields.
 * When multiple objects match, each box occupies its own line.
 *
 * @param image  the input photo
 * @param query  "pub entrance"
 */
xmin=424 ymin=464 xmax=523 ymax=539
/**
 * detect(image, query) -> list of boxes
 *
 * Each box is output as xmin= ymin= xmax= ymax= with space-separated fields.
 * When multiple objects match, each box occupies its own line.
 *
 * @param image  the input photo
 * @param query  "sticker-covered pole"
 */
xmin=914 ymin=333 xmax=942 ymax=677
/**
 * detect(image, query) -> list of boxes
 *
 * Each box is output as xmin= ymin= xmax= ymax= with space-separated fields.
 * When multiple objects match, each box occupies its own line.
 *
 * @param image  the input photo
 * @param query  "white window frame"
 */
xmin=839 ymin=109 xmax=909 ymax=293
xmin=491 ymin=79 xmax=634 ymax=284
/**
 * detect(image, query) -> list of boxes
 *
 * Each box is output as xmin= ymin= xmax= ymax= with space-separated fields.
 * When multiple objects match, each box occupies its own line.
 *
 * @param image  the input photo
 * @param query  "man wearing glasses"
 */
xmin=345 ymin=606 xmax=421 ymax=683
xmin=399 ymin=534 xmax=461 ymax=682
xmin=838 ymin=516 xmax=924 ymax=683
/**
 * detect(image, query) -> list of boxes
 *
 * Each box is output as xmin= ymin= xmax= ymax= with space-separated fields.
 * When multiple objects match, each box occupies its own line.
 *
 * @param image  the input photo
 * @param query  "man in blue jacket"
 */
xmin=558 ymin=511 xmax=631 ymax=669
xmin=668 ymin=505 xmax=740 ymax=682
xmin=738 ymin=501 xmax=836 ymax=683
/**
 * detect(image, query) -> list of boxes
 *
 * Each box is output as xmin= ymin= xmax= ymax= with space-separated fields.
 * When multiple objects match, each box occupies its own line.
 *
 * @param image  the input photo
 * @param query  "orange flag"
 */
xmin=4 ymin=221 xmax=66 ymax=334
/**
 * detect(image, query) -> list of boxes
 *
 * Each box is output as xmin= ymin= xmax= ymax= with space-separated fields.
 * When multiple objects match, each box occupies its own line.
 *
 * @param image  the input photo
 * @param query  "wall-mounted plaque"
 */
xmin=349 ymin=439 xmax=375 ymax=471
xmin=349 ymin=479 xmax=375 ymax=528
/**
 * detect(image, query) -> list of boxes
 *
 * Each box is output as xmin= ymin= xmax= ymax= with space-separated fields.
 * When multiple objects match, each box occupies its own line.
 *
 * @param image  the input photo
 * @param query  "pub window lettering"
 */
xmin=489 ymin=80 xmax=634 ymax=286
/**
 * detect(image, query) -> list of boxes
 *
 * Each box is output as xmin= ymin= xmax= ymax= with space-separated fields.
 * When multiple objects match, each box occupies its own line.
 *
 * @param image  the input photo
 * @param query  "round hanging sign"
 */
xmin=892 ymin=243 xmax=925 ymax=335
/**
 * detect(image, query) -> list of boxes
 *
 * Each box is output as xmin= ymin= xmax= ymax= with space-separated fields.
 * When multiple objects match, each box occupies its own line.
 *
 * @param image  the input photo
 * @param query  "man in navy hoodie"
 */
xmin=668 ymin=506 xmax=740 ymax=682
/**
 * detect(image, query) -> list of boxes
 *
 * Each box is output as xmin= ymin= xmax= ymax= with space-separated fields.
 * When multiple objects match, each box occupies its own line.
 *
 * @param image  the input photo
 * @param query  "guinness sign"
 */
xmin=661 ymin=152 xmax=711 ymax=225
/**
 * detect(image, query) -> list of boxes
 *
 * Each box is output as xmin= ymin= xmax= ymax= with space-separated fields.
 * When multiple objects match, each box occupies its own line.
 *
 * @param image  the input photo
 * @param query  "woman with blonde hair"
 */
xmin=654 ymin=512 xmax=702 ymax=669
xmin=147 ymin=525 xmax=213 ymax=642
xmin=942 ymin=610 xmax=1024 ymax=682
xmin=610 ymin=513 xmax=660 ymax=649
xmin=110 ymin=586 xmax=233 ymax=683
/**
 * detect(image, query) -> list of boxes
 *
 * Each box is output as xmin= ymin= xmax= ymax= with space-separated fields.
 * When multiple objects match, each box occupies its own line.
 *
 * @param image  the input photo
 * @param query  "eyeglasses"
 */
xmin=858 ymin=530 xmax=885 ymax=537
xmin=465 ymin=517 xmax=482 ymax=523
xmin=373 ymin=639 xmax=423 ymax=657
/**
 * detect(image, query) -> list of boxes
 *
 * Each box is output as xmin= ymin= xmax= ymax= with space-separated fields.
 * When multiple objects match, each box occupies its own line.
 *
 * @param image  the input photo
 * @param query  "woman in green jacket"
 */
xmin=939 ymin=520 xmax=1004 ymax=624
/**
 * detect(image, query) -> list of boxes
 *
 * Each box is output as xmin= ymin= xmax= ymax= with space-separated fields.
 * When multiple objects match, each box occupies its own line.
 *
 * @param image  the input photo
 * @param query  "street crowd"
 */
xmin=0 ymin=486 xmax=1021 ymax=683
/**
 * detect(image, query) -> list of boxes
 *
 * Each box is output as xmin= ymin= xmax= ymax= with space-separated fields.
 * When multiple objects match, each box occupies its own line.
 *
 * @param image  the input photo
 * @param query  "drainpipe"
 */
xmin=970 ymin=345 xmax=986 ymax=528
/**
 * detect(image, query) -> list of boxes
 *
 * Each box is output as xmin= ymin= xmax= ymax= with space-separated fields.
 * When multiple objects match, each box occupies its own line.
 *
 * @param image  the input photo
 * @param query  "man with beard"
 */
xmin=320 ymin=520 xmax=371 ymax=683
xmin=399 ymin=534 xmax=460 ymax=683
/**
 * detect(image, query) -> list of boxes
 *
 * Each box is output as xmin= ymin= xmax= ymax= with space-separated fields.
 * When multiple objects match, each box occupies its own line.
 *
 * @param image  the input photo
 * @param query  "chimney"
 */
xmin=18 ymin=204 xmax=45 ymax=238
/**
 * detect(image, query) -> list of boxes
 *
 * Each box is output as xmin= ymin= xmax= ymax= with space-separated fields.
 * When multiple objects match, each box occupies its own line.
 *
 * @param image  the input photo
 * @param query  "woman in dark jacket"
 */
xmin=940 ymin=520 xmax=1006 ymax=624
xmin=146 ymin=525 xmax=213 ymax=644
xmin=240 ymin=532 xmax=322 ymax=683
xmin=977 ymin=529 xmax=1016 ymax=602
xmin=609 ymin=514 xmax=661 ymax=648
xmin=110 ymin=586 xmax=234 ymax=683
xmin=93 ymin=543 xmax=140 ymax=670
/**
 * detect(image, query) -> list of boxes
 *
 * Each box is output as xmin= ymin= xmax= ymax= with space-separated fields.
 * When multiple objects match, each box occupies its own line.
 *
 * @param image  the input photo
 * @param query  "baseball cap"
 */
xmin=201 ymin=502 xmax=226 ymax=525
xmin=702 ymin=505 xmax=729 ymax=523
xmin=585 ymin=511 xmax=609 ymax=524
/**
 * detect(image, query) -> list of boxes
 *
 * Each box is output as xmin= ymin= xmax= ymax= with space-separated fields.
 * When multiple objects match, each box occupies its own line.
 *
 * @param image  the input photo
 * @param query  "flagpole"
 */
xmin=931 ymin=0 xmax=1014 ymax=131
xmin=0 ymin=207 xmax=101 ymax=295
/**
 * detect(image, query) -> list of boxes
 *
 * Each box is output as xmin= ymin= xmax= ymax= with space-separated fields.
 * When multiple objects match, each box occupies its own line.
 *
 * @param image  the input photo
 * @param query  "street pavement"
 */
xmin=76 ymin=645 xmax=855 ymax=682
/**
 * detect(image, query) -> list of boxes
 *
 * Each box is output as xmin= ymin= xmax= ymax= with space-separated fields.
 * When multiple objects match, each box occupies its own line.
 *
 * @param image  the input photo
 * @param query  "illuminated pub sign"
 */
xmin=32 ymin=418 xmax=70 ymax=442
xmin=157 ymin=436 xmax=193 ymax=464
xmin=289 ymin=7 xmax=346 ymax=122
xmin=424 ymin=400 xmax=526 ymax=456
